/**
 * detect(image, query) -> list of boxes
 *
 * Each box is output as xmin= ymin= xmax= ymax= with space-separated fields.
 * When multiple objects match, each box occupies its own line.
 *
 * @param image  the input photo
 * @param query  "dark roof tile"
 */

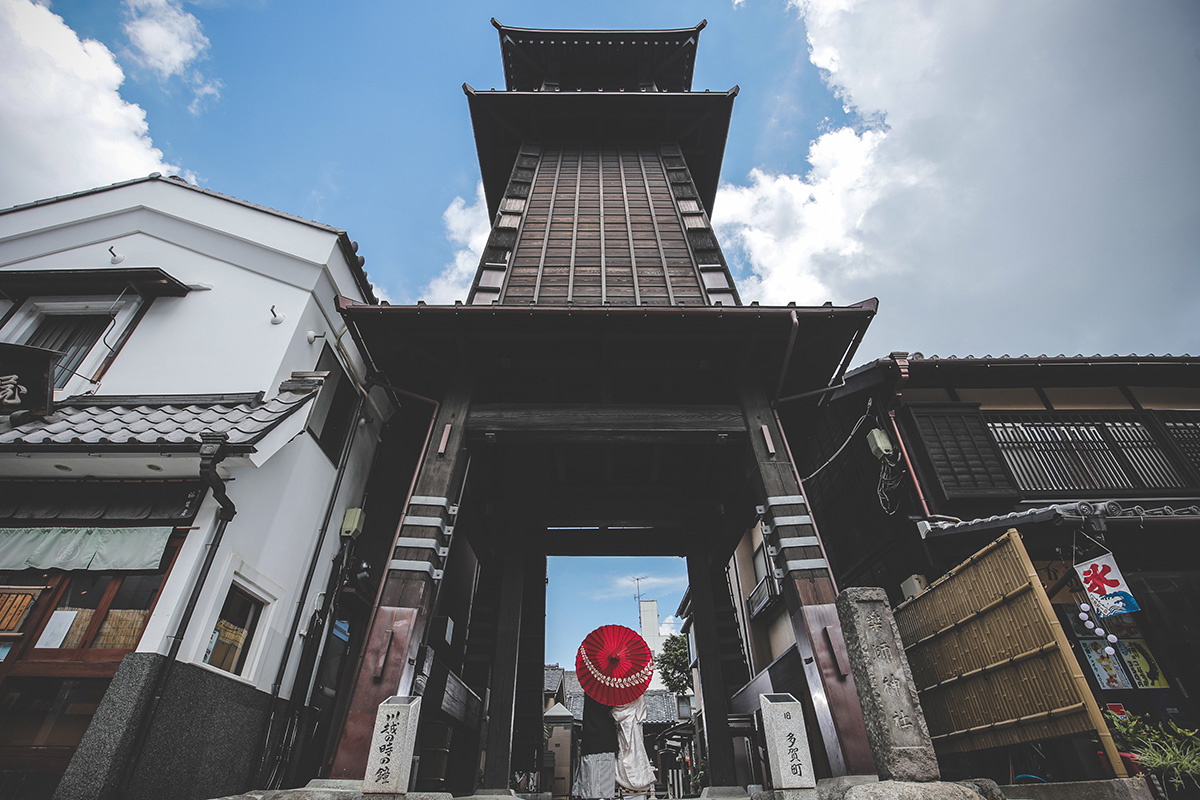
xmin=0 ymin=392 xmax=315 ymax=450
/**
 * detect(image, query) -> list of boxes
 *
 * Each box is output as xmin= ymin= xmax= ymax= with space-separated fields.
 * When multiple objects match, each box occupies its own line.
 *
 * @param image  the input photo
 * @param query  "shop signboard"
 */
xmin=0 ymin=342 xmax=57 ymax=416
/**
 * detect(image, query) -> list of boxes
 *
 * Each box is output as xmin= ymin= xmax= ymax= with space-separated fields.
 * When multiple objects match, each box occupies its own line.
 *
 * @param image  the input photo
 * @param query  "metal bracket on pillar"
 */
xmin=394 ymin=538 xmax=450 ymax=559
xmin=767 ymin=495 xmax=807 ymax=508
xmin=410 ymin=495 xmax=451 ymax=511
xmin=777 ymin=537 xmax=821 ymax=549
xmin=783 ymin=558 xmax=830 ymax=571
xmin=402 ymin=515 xmax=454 ymax=538
xmin=389 ymin=560 xmax=444 ymax=580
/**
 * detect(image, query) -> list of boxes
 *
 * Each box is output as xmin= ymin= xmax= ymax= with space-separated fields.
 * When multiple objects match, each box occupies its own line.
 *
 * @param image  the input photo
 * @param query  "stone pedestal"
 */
xmin=759 ymin=694 xmax=816 ymax=793
xmin=363 ymin=696 xmax=422 ymax=795
xmin=835 ymin=588 xmax=938 ymax=783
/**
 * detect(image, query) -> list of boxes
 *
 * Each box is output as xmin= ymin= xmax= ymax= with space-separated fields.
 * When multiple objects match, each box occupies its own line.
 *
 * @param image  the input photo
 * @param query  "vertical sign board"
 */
xmin=0 ymin=343 xmax=57 ymax=417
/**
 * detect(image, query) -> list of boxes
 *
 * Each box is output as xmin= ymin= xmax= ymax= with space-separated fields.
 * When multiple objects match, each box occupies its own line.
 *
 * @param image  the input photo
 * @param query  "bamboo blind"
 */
xmin=893 ymin=529 xmax=1125 ymax=776
xmin=1 ymin=587 xmax=40 ymax=633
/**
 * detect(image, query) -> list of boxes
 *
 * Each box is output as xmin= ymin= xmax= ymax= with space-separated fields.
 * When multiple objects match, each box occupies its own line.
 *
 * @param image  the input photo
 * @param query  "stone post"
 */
xmin=835 ymin=588 xmax=939 ymax=783
xmin=759 ymin=694 xmax=816 ymax=799
xmin=364 ymin=696 xmax=422 ymax=795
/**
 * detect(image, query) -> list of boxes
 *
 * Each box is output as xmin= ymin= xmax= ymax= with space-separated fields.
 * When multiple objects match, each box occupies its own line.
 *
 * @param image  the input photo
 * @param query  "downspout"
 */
xmin=118 ymin=432 xmax=236 ymax=794
xmin=772 ymin=309 xmax=799 ymax=405
xmin=257 ymin=391 xmax=367 ymax=786
xmin=884 ymin=352 xmax=933 ymax=519
xmin=776 ymin=301 xmax=873 ymax=406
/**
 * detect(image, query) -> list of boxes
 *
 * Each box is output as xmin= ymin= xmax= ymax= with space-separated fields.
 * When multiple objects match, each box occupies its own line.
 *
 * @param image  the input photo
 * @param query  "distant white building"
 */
xmin=0 ymin=175 xmax=391 ymax=800
xmin=639 ymin=599 xmax=667 ymax=691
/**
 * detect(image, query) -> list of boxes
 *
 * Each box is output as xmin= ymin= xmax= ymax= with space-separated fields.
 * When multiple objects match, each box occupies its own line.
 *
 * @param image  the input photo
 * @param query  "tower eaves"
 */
xmin=492 ymin=19 xmax=707 ymax=93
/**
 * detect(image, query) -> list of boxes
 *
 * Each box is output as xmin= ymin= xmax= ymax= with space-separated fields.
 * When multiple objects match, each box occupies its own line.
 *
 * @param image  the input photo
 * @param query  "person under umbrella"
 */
xmin=573 ymin=625 xmax=656 ymax=798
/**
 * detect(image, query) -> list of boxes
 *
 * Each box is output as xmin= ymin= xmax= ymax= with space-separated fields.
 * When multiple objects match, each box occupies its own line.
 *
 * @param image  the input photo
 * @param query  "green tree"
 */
xmin=658 ymin=634 xmax=692 ymax=695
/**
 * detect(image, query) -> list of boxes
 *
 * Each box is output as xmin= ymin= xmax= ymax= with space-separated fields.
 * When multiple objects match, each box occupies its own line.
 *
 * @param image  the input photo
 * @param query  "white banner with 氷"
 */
xmin=1075 ymin=552 xmax=1140 ymax=618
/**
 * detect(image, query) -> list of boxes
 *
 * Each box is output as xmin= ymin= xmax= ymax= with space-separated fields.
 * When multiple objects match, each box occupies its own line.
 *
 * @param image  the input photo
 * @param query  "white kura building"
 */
xmin=0 ymin=175 xmax=394 ymax=800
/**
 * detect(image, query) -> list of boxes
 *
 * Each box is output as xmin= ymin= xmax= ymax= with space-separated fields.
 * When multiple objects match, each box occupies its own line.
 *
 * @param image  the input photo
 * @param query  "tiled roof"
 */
xmin=0 ymin=391 xmax=315 ymax=450
xmin=564 ymin=688 xmax=680 ymax=725
xmin=545 ymin=665 xmax=565 ymax=693
xmin=918 ymin=500 xmax=1200 ymax=539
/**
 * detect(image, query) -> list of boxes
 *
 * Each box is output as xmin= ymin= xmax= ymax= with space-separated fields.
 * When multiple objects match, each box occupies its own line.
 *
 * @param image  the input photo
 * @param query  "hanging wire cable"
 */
xmin=877 ymin=452 xmax=906 ymax=514
xmin=801 ymin=397 xmax=873 ymax=482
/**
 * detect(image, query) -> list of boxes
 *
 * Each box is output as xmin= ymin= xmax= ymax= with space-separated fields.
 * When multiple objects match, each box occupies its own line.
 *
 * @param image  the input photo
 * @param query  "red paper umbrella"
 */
xmin=576 ymin=624 xmax=654 ymax=707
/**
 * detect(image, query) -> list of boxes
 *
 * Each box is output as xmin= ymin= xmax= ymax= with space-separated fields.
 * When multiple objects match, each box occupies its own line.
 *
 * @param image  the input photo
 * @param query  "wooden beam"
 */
xmin=739 ymin=378 xmax=875 ymax=776
xmin=687 ymin=548 xmax=737 ymax=787
xmin=330 ymin=380 xmax=473 ymax=779
xmin=544 ymin=528 xmax=692 ymax=556
xmin=467 ymin=404 xmax=746 ymax=443
xmin=483 ymin=551 xmax=525 ymax=789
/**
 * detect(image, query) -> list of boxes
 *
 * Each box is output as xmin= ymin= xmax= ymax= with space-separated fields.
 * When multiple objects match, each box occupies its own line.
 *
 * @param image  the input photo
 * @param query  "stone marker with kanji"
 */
xmin=835 ymin=587 xmax=939 ymax=783
xmin=364 ymin=696 xmax=421 ymax=795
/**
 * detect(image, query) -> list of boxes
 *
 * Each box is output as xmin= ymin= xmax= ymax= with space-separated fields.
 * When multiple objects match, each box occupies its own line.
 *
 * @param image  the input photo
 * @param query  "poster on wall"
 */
xmin=1118 ymin=640 xmax=1170 ymax=689
xmin=1080 ymin=639 xmax=1133 ymax=690
xmin=1074 ymin=553 xmax=1141 ymax=618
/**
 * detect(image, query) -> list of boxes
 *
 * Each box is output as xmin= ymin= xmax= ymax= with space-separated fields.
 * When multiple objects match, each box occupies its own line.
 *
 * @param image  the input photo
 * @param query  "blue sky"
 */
xmin=3 ymin=0 xmax=1199 ymax=662
xmin=546 ymin=557 xmax=687 ymax=668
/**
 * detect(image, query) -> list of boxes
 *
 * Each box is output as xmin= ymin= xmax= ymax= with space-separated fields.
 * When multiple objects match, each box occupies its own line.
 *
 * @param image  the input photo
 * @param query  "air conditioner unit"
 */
xmin=900 ymin=574 xmax=928 ymax=600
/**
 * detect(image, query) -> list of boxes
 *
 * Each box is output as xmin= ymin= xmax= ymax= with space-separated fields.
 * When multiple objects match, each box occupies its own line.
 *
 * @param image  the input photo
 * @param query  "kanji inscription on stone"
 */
xmin=363 ymin=695 xmax=421 ymax=795
xmin=759 ymin=693 xmax=816 ymax=790
xmin=836 ymin=586 xmax=939 ymax=782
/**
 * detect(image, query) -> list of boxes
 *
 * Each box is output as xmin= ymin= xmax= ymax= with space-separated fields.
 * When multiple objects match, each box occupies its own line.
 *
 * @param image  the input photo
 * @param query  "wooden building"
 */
xmin=782 ymin=352 xmax=1200 ymax=783
xmin=324 ymin=21 xmax=880 ymax=793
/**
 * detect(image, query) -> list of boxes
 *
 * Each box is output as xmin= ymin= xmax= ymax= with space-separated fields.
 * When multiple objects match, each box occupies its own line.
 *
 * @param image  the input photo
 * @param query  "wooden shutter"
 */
xmin=906 ymin=403 xmax=1019 ymax=500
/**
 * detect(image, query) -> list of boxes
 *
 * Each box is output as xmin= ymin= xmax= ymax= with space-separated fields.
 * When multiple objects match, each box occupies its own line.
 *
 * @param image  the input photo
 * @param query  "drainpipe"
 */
xmin=117 ymin=432 xmax=236 ymax=795
xmin=256 ymin=392 xmax=366 ymax=787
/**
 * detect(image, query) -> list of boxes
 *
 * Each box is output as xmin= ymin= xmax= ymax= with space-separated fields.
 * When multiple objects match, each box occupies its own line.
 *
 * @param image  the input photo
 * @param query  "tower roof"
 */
xmin=493 ymin=20 xmax=707 ymax=92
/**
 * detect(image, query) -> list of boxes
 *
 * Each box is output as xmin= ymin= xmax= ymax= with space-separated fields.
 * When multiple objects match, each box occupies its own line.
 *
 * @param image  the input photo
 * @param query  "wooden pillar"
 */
xmin=483 ymin=551 xmax=526 ymax=789
xmin=330 ymin=382 xmax=473 ymax=778
xmin=739 ymin=380 xmax=875 ymax=776
xmin=686 ymin=547 xmax=738 ymax=787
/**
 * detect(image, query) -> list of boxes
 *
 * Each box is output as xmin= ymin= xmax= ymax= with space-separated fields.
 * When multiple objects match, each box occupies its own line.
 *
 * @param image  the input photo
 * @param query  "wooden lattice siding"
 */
xmin=985 ymin=412 xmax=1189 ymax=494
xmin=1159 ymin=410 xmax=1200 ymax=476
xmin=500 ymin=144 xmax=704 ymax=305
xmin=893 ymin=530 xmax=1125 ymax=775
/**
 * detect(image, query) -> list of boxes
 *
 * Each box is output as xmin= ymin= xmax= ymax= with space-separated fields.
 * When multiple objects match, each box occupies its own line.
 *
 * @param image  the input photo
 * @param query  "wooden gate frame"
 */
xmin=894 ymin=529 xmax=1126 ymax=778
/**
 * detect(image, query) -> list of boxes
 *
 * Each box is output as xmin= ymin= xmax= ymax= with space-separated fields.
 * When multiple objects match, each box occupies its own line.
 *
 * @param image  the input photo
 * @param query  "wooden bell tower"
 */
xmin=329 ymin=20 xmax=878 ymax=792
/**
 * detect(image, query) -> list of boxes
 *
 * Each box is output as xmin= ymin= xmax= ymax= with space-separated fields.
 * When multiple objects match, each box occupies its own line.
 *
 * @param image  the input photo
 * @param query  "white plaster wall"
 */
xmin=140 ymin=409 xmax=381 ymax=698
xmin=0 ymin=178 xmax=390 ymax=701
xmin=0 ymin=180 xmax=374 ymax=398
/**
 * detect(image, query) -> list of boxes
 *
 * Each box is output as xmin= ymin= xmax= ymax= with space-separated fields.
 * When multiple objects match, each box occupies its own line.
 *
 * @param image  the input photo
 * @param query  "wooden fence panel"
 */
xmin=893 ymin=530 xmax=1125 ymax=776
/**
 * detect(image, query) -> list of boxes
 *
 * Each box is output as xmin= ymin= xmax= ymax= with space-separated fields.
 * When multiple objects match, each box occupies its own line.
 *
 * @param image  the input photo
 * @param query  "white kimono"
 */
xmin=612 ymin=695 xmax=656 ymax=791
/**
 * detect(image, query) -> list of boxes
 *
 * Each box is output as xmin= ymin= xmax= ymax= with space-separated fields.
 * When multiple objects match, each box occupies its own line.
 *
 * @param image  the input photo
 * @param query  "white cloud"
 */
xmin=659 ymin=614 xmax=683 ymax=637
xmin=588 ymin=573 xmax=689 ymax=602
xmin=123 ymin=0 xmax=221 ymax=113
xmin=717 ymin=0 xmax=1200 ymax=358
xmin=420 ymin=182 xmax=490 ymax=304
xmin=0 ymin=0 xmax=188 ymax=208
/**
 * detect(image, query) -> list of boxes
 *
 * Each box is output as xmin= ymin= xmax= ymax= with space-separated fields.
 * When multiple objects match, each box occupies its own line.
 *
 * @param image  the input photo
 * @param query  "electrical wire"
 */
xmin=801 ymin=397 xmax=873 ymax=482
xmin=877 ymin=453 xmax=906 ymax=515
